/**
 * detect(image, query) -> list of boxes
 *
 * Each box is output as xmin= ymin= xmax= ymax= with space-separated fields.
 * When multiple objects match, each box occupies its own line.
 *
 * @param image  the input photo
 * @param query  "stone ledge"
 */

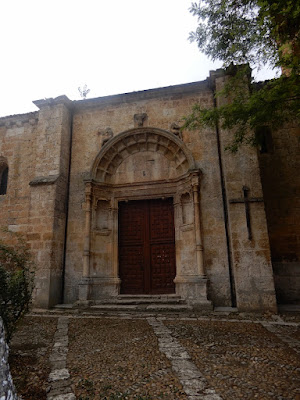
xmin=29 ymin=175 xmax=60 ymax=186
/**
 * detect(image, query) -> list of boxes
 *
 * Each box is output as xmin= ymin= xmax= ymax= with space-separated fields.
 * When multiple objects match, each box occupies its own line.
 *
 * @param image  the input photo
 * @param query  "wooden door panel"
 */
xmin=150 ymin=243 xmax=176 ymax=293
xmin=149 ymin=198 xmax=175 ymax=241
xmin=118 ymin=198 xmax=176 ymax=294
xmin=119 ymin=245 xmax=144 ymax=294
xmin=119 ymin=202 xmax=145 ymax=244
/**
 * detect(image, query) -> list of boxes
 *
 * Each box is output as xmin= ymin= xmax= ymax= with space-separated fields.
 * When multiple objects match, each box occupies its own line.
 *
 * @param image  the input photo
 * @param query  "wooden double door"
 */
xmin=118 ymin=198 xmax=176 ymax=294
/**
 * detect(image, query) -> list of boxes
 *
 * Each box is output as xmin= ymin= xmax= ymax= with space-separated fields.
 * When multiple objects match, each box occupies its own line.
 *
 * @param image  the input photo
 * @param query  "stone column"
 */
xmin=108 ymin=203 xmax=121 ymax=296
xmin=83 ymin=183 xmax=92 ymax=278
xmin=174 ymin=170 xmax=212 ymax=309
xmin=173 ymin=196 xmax=182 ymax=278
xmin=192 ymin=175 xmax=205 ymax=277
xmin=78 ymin=182 xmax=92 ymax=302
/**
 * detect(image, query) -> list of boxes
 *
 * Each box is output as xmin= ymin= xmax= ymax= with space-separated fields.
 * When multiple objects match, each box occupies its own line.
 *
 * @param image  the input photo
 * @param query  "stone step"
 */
xmin=89 ymin=303 xmax=193 ymax=312
xmin=278 ymin=304 xmax=300 ymax=313
xmin=53 ymin=295 xmax=195 ymax=313
xmin=94 ymin=295 xmax=184 ymax=305
xmin=117 ymin=294 xmax=181 ymax=299
xmin=146 ymin=304 xmax=193 ymax=311
xmin=91 ymin=304 xmax=140 ymax=311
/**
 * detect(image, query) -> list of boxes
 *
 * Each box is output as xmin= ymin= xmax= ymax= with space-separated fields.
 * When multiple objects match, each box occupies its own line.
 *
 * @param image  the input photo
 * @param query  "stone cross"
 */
xmin=229 ymin=186 xmax=264 ymax=240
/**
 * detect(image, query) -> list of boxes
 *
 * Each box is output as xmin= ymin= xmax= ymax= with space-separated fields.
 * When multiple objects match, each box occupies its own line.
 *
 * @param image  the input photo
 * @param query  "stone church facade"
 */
xmin=0 ymin=69 xmax=299 ymax=311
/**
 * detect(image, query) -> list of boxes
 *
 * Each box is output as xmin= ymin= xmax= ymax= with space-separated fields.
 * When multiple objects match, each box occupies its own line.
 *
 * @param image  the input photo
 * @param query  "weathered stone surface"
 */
xmin=148 ymin=317 xmax=222 ymax=400
xmin=29 ymin=174 xmax=60 ymax=186
xmin=47 ymin=317 xmax=75 ymax=400
xmin=49 ymin=369 xmax=70 ymax=382
xmin=258 ymin=120 xmax=300 ymax=304
xmin=47 ymin=393 xmax=76 ymax=400
xmin=49 ymin=360 xmax=66 ymax=370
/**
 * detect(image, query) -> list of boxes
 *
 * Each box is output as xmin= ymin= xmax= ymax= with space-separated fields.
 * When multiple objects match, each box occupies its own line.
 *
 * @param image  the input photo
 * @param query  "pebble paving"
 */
xmin=9 ymin=316 xmax=57 ymax=400
xmin=165 ymin=318 xmax=300 ymax=400
xmin=67 ymin=317 xmax=187 ymax=399
xmin=8 ymin=312 xmax=300 ymax=399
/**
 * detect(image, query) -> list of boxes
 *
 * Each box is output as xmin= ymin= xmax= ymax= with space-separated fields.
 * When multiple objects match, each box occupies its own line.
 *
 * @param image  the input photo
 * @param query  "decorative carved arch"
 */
xmin=91 ymin=128 xmax=195 ymax=183
xmin=80 ymin=128 xmax=208 ymax=304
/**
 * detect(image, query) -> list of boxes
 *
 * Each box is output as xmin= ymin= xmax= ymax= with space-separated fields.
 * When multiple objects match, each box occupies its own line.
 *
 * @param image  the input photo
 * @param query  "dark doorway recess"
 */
xmin=118 ymin=198 xmax=176 ymax=294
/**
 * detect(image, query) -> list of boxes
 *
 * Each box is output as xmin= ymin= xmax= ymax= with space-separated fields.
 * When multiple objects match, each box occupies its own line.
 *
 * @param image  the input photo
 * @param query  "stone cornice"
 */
xmin=33 ymin=95 xmax=73 ymax=110
xmin=73 ymin=80 xmax=210 ymax=112
xmin=0 ymin=79 xmax=211 ymax=121
xmin=0 ymin=111 xmax=39 ymax=127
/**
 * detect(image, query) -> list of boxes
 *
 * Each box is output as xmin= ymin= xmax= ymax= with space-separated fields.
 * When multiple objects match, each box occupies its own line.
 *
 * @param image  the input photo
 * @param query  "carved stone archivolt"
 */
xmin=91 ymin=128 xmax=195 ymax=183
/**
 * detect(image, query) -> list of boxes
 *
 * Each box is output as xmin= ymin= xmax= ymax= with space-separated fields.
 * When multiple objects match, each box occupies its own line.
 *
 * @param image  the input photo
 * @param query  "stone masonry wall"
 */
xmin=64 ymin=82 xmax=232 ymax=306
xmin=258 ymin=123 xmax=300 ymax=303
xmin=0 ymin=112 xmax=38 ymax=234
xmin=0 ymin=98 xmax=72 ymax=308
xmin=213 ymin=71 xmax=277 ymax=312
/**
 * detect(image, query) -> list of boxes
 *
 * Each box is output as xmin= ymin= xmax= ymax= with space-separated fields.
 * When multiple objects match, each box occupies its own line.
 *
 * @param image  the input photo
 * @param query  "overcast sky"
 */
xmin=0 ymin=0 xmax=277 ymax=117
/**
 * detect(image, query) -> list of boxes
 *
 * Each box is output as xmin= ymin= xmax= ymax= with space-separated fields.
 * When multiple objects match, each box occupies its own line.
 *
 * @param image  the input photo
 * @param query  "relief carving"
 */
xmin=170 ymin=123 xmax=183 ymax=140
xmin=134 ymin=113 xmax=147 ymax=127
xmin=98 ymin=127 xmax=113 ymax=147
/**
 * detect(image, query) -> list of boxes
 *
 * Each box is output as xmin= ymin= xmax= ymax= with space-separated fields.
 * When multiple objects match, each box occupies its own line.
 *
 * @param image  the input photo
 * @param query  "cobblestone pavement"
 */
xmin=9 ymin=312 xmax=300 ymax=399
xmin=9 ymin=316 xmax=57 ymax=400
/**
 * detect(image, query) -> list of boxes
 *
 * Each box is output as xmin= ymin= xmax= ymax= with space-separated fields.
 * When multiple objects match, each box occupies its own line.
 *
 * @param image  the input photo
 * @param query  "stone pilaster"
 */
xmin=211 ymin=70 xmax=277 ymax=312
xmin=29 ymin=96 xmax=72 ymax=308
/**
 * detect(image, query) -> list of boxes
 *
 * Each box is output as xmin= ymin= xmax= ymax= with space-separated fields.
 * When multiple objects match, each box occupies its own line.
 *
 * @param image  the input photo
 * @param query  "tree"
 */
xmin=0 ymin=229 xmax=35 ymax=343
xmin=184 ymin=0 xmax=300 ymax=151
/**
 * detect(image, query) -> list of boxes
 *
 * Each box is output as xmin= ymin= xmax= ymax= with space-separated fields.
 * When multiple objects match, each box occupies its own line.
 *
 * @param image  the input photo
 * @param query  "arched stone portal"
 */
xmin=78 ymin=128 xmax=211 ymax=307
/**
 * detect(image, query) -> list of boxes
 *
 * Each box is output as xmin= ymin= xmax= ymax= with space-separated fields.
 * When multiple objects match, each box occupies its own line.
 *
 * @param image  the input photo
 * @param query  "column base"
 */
xmin=174 ymin=275 xmax=213 ymax=309
xmin=78 ymin=277 xmax=91 ymax=301
xmin=78 ymin=276 xmax=121 ymax=302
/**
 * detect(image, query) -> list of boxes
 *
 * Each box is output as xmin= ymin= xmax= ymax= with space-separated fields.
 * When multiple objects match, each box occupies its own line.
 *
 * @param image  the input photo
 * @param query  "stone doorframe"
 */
xmin=78 ymin=128 xmax=211 ymax=307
